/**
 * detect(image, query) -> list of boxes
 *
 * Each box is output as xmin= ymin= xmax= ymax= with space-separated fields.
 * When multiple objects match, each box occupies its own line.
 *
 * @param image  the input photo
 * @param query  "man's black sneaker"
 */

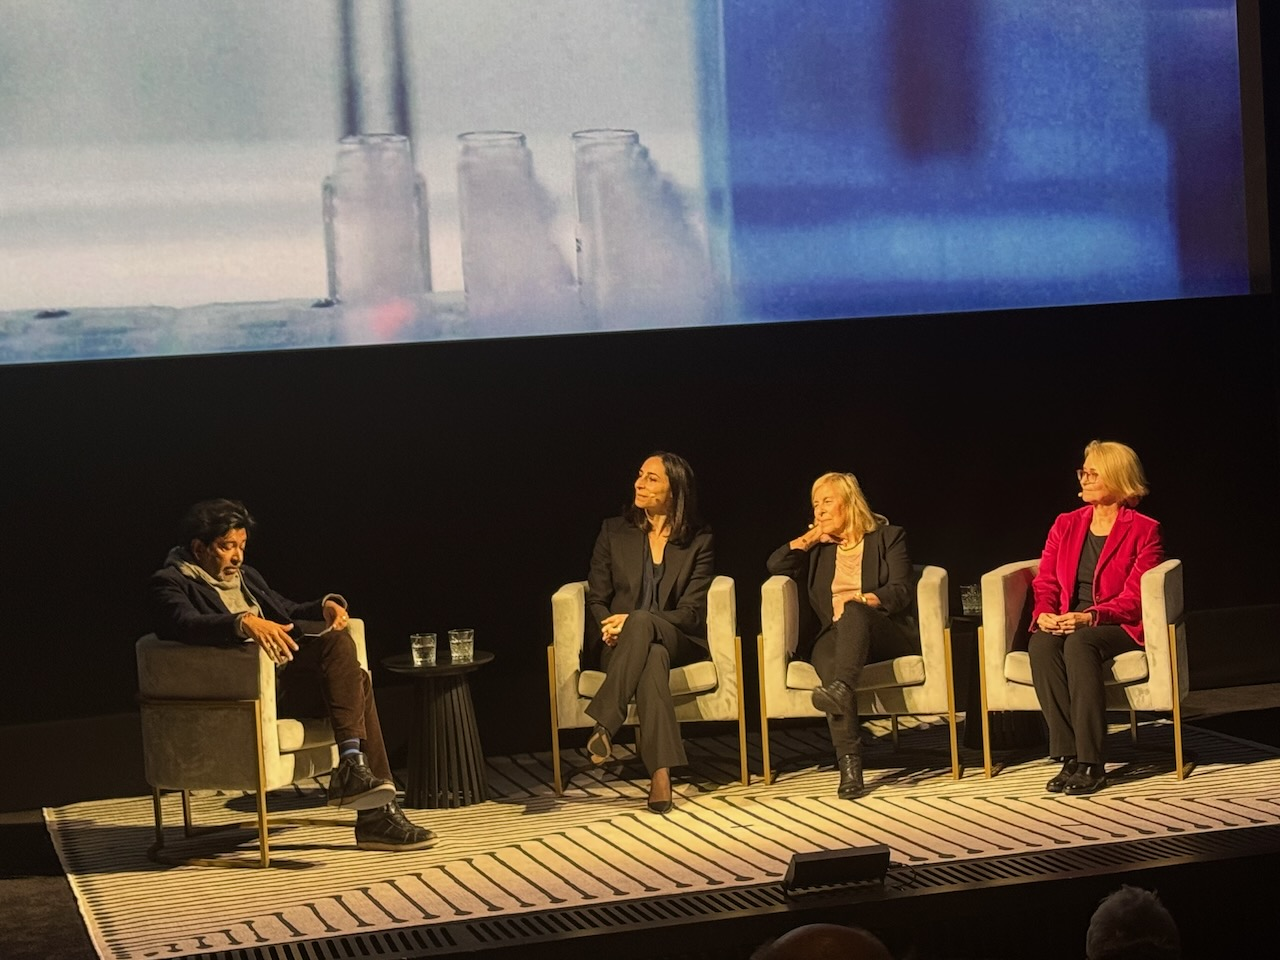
xmin=327 ymin=752 xmax=397 ymax=810
xmin=355 ymin=802 xmax=437 ymax=851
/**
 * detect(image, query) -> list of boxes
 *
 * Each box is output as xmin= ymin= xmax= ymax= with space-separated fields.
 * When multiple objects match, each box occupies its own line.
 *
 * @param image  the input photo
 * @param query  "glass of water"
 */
xmin=448 ymin=628 xmax=475 ymax=663
xmin=410 ymin=633 xmax=437 ymax=667
xmin=960 ymin=584 xmax=983 ymax=617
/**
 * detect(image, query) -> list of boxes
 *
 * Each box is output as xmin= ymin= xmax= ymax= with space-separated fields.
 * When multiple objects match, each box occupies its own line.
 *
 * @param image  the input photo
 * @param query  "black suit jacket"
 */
xmin=147 ymin=563 xmax=330 ymax=646
xmin=766 ymin=524 xmax=916 ymax=660
xmin=585 ymin=516 xmax=715 ymax=662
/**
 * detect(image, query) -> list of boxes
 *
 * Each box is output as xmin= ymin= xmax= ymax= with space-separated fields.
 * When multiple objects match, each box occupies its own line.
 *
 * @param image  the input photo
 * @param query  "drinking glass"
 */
xmin=410 ymin=632 xmax=437 ymax=667
xmin=448 ymin=628 xmax=475 ymax=663
xmin=960 ymin=584 xmax=983 ymax=617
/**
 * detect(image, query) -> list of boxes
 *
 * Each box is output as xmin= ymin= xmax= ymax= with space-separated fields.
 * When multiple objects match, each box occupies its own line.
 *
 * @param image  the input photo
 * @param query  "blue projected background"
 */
xmin=0 ymin=0 xmax=1258 ymax=364
xmin=723 ymin=0 xmax=1251 ymax=321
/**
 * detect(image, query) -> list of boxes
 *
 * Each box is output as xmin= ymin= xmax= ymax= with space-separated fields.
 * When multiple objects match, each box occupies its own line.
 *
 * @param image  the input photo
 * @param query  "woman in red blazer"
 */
xmin=1029 ymin=440 xmax=1163 ymax=796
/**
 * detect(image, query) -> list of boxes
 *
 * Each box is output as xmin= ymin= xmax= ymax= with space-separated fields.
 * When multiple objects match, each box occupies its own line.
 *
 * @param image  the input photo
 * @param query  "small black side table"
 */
xmin=381 ymin=650 xmax=494 ymax=809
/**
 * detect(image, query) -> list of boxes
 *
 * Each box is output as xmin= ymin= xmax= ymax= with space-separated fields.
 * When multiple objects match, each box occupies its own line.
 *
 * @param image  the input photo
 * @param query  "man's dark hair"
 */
xmin=623 ymin=450 xmax=705 ymax=546
xmin=179 ymin=499 xmax=256 ymax=547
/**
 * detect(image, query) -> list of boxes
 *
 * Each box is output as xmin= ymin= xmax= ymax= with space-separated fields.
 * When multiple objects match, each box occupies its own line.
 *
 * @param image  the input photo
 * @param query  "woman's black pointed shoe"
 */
xmin=587 ymin=725 xmax=613 ymax=765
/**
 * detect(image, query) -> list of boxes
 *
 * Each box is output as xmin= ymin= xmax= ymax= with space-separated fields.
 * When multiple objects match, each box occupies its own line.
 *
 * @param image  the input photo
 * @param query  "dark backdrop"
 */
xmin=3 ymin=3 xmax=1278 ymax=758
xmin=3 ymin=294 xmax=1278 ymax=753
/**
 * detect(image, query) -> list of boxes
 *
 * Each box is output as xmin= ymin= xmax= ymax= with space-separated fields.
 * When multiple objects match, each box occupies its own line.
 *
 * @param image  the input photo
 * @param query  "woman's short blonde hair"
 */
xmin=811 ymin=472 xmax=880 ymax=539
xmin=1085 ymin=440 xmax=1149 ymax=506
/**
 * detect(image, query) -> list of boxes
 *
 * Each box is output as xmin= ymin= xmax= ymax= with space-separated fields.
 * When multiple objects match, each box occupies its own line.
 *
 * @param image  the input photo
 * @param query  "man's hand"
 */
xmin=323 ymin=599 xmax=350 ymax=631
xmin=601 ymin=613 xmax=629 ymax=647
xmin=242 ymin=613 xmax=298 ymax=664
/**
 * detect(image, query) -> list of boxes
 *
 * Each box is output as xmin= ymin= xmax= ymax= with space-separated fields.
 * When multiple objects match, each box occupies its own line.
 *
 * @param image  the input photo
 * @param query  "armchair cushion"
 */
xmin=1002 ymin=648 xmax=1151 ymax=688
xmin=578 ymin=659 xmax=720 ymax=699
xmin=785 ymin=655 xmax=926 ymax=692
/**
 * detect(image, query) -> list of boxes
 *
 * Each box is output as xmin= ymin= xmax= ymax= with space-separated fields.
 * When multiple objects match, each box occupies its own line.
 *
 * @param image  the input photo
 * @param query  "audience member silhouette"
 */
xmin=1085 ymin=885 xmax=1180 ymax=960
xmin=751 ymin=922 xmax=894 ymax=960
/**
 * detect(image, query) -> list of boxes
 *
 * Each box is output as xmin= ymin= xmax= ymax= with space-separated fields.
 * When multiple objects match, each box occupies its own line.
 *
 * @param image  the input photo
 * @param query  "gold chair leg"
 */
xmin=734 ymin=636 xmax=748 ymax=785
xmin=255 ymin=789 xmax=270 ymax=868
xmin=1168 ymin=623 xmax=1192 ymax=779
xmin=943 ymin=626 xmax=961 ymax=779
xmin=978 ymin=626 xmax=994 ymax=778
xmin=151 ymin=787 xmax=164 ymax=848
xmin=253 ymin=706 xmax=270 ymax=867
xmin=891 ymin=715 xmax=900 ymax=749
xmin=1129 ymin=708 xmax=1139 ymax=745
xmin=757 ymin=634 xmax=773 ymax=786
xmin=547 ymin=645 xmax=564 ymax=795
xmin=180 ymin=788 xmax=194 ymax=836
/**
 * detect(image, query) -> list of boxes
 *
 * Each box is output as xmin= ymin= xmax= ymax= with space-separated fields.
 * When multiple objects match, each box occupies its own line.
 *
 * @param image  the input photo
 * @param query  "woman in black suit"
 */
xmin=584 ymin=451 xmax=714 ymax=813
xmin=767 ymin=472 xmax=918 ymax=799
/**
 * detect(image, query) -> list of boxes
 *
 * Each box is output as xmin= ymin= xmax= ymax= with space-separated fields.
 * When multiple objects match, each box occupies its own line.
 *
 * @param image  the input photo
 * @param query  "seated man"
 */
xmin=148 ymin=498 xmax=435 ymax=852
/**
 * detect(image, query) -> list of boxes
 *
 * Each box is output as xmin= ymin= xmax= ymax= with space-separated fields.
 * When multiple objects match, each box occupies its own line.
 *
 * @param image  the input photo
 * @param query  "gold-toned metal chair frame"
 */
xmin=977 ymin=557 xmax=1192 ymax=780
xmin=136 ymin=622 xmax=372 ymax=868
xmin=547 ymin=576 xmax=749 ymax=794
xmin=140 ymin=696 xmax=353 ymax=869
xmin=757 ymin=566 xmax=961 ymax=786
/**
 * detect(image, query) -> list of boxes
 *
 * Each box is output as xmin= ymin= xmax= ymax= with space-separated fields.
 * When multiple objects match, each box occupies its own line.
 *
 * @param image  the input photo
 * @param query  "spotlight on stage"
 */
xmin=782 ymin=844 xmax=891 ymax=895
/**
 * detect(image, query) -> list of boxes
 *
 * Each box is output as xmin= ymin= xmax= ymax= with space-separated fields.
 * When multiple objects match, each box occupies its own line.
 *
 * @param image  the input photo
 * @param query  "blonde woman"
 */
xmin=767 ymin=472 xmax=918 ymax=799
xmin=1030 ymin=440 xmax=1163 ymax=796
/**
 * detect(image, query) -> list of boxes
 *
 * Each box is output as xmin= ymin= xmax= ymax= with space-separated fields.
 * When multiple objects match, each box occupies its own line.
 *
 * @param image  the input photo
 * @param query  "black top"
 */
xmin=1071 ymin=532 xmax=1108 ymax=612
xmin=638 ymin=536 xmax=665 ymax=612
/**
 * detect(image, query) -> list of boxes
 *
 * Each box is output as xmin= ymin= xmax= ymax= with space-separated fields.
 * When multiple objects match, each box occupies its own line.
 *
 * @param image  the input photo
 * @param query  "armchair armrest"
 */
xmin=698 ymin=575 xmax=739 ymax=717
xmin=1140 ymin=559 xmax=1187 ymax=708
xmin=760 ymin=574 xmax=800 ymax=712
xmin=979 ymin=560 xmax=1037 ymax=700
xmin=551 ymin=581 xmax=587 ymax=725
xmin=916 ymin=565 xmax=948 ymax=646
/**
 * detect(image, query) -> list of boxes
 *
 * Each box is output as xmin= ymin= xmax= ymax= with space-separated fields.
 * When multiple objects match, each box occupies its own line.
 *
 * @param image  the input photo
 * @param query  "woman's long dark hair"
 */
xmin=623 ymin=451 xmax=704 ymax=546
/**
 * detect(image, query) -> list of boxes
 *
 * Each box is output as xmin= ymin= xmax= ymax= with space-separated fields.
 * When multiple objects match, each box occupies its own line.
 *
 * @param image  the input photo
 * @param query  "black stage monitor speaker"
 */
xmin=783 ymin=844 xmax=891 ymax=893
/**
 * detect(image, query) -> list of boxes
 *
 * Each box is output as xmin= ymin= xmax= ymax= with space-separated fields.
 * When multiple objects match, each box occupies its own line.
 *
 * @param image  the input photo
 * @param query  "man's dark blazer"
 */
xmin=148 ymin=563 xmax=328 ymax=647
xmin=585 ymin=516 xmax=715 ymax=662
xmin=766 ymin=524 xmax=917 ymax=660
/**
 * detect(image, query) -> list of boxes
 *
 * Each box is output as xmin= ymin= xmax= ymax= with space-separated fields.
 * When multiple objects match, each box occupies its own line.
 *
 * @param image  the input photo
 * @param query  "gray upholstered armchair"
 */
xmin=135 ymin=619 xmax=370 ymax=867
xmin=977 ymin=558 xmax=1190 ymax=778
xmin=547 ymin=576 xmax=746 ymax=793
xmin=757 ymin=565 xmax=960 ymax=784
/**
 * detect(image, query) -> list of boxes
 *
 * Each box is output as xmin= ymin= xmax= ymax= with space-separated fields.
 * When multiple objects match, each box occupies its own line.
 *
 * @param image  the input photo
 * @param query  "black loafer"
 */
xmin=1046 ymin=759 xmax=1078 ymax=793
xmin=1063 ymin=766 xmax=1108 ymax=796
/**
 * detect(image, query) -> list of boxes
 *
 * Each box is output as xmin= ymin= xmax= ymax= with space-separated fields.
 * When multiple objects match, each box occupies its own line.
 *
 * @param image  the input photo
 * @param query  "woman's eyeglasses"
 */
xmin=1076 ymin=469 xmax=1100 ymax=483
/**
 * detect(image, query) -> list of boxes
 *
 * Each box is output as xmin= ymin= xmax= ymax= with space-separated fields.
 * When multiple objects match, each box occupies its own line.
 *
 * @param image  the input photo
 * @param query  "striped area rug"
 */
xmin=46 ymin=721 xmax=1280 ymax=960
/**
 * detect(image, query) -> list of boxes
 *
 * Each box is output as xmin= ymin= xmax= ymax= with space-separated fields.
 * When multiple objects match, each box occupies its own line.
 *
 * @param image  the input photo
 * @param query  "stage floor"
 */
xmin=41 ymin=716 xmax=1280 ymax=960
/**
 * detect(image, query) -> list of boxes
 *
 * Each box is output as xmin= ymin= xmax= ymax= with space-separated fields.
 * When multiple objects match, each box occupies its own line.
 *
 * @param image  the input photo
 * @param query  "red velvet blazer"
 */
xmin=1030 ymin=504 xmax=1164 ymax=645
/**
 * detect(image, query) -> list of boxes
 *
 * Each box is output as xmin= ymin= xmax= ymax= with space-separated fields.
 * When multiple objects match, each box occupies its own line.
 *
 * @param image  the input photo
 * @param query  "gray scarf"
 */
xmin=165 ymin=546 xmax=262 ymax=617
